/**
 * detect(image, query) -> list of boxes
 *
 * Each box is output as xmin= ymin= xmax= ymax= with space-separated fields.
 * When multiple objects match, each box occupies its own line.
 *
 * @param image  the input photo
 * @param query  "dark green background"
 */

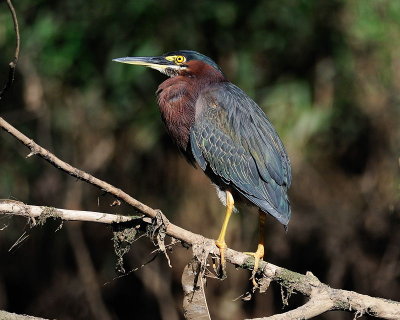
xmin=0 ymin=1 xmax=399 ymax=319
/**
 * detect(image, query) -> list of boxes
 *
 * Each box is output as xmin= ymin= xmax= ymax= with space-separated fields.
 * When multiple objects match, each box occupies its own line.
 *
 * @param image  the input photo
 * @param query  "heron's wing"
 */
xmin=190 ymin=82 xmax=291 ymax=225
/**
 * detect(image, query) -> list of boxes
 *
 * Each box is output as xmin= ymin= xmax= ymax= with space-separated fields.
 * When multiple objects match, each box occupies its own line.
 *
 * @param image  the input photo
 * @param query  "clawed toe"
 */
xmin=215 ymin=240 xmax=227 ymax=279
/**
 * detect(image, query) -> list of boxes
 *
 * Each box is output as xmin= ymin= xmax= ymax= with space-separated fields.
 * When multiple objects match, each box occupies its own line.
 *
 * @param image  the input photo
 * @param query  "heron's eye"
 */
xmin=175 ymin=56 xmax=186 ymax=64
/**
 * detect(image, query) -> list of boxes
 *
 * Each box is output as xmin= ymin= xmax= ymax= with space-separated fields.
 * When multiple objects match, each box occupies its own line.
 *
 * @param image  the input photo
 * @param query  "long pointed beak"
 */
xmin=112 ymin=56 xmax=176 ymax=72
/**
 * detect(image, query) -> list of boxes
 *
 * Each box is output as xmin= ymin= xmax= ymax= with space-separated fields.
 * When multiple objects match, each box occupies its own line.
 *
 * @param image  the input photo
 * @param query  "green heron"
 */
xmin=113 ymin=50 xmax=291 ymax=283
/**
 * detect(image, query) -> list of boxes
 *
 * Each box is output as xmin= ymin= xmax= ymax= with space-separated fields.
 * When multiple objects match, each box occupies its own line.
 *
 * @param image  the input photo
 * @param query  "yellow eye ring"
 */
xmin=175 ymin=56 xmax=185 ymax=63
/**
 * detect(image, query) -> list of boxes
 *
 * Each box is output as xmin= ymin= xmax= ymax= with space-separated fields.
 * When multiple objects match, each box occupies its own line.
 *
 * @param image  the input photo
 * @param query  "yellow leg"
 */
xmin=245 ymin=210 xmax=266 ymax=286
xmin=215 ymin=190 xmax=234 ymax=278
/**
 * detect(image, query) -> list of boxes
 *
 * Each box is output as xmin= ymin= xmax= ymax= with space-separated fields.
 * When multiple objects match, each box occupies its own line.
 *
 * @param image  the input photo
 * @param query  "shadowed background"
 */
xmin=0 ymin=1 xmax=399 ymax=319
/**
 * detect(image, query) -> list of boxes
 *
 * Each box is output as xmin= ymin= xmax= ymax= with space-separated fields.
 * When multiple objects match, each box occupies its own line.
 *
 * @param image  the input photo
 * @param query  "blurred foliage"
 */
xmin=0 ymin=0 xmax=399 ymax=319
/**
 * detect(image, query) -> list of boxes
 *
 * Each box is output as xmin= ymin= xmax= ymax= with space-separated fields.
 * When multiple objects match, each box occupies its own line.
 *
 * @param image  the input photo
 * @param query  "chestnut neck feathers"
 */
xmin=156 ymin=60 xmax=226 ymax=157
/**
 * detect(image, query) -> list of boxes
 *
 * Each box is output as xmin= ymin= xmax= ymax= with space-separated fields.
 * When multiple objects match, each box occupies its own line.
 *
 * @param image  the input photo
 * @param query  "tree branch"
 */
xmin=1 ymin=201 xmax=400 ymax=320
xmin=248 ymin=292 xmax=333 ymax=320
xmin=0 ymin=200 xmax=134 ymax=224
xmin=0 ymin=310 xmax=48 ymax=320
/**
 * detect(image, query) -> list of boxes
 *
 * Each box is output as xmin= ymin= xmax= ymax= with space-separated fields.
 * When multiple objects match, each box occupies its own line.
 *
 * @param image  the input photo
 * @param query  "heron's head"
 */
xmin=113 ymin=50 xmax=223 ymax=78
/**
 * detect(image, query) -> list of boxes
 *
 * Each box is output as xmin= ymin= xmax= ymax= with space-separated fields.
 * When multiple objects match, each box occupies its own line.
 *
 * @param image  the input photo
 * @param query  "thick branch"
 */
xmin=1 ymin=201 xmax=400 ymax=320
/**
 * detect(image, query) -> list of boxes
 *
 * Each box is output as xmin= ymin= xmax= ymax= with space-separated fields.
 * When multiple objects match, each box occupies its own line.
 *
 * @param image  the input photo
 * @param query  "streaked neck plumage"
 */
xmin=156 ymin=60 xmax=226 ymax=159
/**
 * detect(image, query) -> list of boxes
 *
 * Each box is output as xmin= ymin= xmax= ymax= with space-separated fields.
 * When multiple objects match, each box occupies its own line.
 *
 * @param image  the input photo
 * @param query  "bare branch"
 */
xmin=0 ymin=0 xmax=20 ymax=100
xmin=0 ymin=310 xmax=48 ymax=320
xmin=1 ymin=201 xmax=400 ymax=319
xmin=248 ymin=292 xmax=333 ymax=320
xmin=0 ymin=200 xmax=134 ymax=224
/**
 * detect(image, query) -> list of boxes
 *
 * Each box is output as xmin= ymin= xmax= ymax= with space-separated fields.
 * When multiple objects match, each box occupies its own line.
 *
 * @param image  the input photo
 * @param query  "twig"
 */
xmin=0 ymin=0 xmax=20 ymax=100
xmin=1 ymin=201 xmax=400 ymax=319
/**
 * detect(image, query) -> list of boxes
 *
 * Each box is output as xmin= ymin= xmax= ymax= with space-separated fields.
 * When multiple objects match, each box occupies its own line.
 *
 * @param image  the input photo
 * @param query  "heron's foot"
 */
xmin=244 ymin=245 xmax=264 ymax=287
xmin=215 ymin=239 xmax=227 ymax=279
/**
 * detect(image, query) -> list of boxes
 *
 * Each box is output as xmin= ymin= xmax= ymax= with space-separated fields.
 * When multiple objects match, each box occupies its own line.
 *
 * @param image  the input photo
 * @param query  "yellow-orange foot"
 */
xmin=244 ymin=244 xmax=264 ymax=286
xmin=215 ymin=239 xmax=227 ymax=279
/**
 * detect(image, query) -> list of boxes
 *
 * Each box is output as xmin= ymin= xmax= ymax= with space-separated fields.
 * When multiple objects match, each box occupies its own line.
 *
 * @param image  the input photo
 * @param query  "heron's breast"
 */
xmin=157 ymin=80 xmax=196 ymax=151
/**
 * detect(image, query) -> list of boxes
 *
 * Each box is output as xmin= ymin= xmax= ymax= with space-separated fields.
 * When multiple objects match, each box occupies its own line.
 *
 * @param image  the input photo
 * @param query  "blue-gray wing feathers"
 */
xmin=190 ymin=82 xmax=291 ymax=225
